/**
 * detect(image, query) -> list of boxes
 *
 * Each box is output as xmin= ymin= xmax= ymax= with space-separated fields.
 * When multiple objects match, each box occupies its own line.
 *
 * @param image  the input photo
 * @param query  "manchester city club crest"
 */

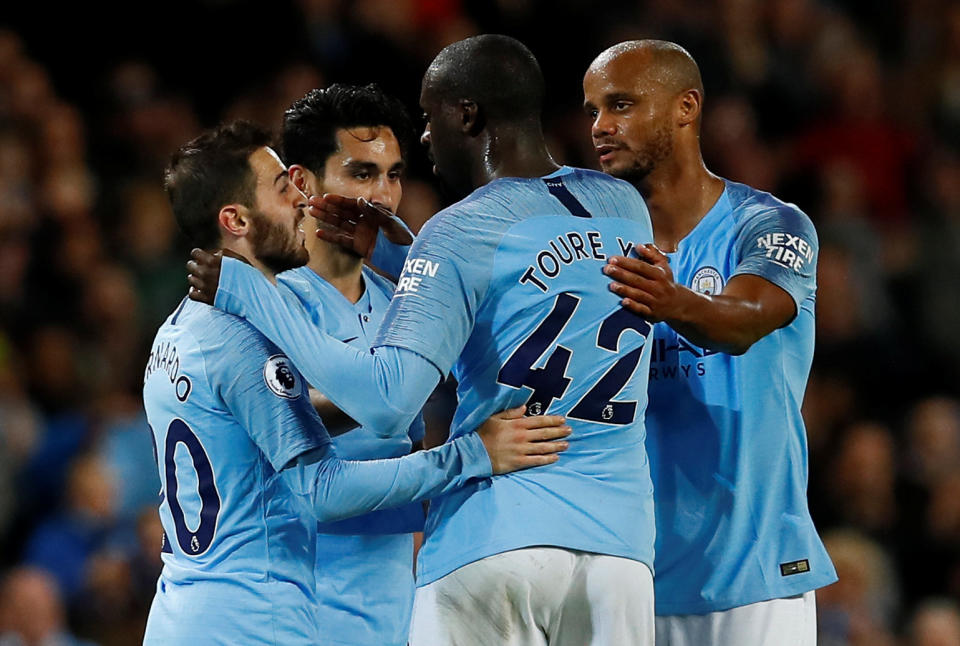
xmin=691 ymin=267 xmax=724 ymax=295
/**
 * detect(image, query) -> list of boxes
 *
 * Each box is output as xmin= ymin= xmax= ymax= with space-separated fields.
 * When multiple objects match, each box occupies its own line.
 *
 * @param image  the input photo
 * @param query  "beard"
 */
xmin=248 ymin=208 xmax=309 ymax=274
xmin=613 ymin=122 xmax=674 ymax=186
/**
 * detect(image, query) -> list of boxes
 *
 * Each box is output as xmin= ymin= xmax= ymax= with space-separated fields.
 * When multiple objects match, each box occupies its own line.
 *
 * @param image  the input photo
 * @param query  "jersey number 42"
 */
xmin=498 ymin=292 xmax=651 ymax=425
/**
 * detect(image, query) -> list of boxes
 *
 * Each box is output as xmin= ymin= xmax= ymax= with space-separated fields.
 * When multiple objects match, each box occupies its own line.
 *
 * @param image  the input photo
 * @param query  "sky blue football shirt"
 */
xmin=278 ymin=265 xmax=423 ymax=646
xmin=214 ymin=167 xmax=658 ymax=586
xmin=645 ymin=179 xmax=837 ymax=615
xmin=142 ymin=299 xmax=493 ymax=644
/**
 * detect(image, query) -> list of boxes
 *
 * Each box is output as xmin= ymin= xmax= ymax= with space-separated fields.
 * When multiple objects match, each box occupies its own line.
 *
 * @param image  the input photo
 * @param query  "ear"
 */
xmin=218 ymin=204 xmax=249 ymax=239
xmin=459 ymin=99 xmax=485 ymax=136
xmin=677 ymin=89 xmax=702 ymax=128
xmin=289 ymin=165 xmax=313 ymax=195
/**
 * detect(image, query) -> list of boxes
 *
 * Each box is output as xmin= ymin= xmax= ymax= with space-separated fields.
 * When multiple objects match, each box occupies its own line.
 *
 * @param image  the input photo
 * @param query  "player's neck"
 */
xmin=225 ymin=241 xmax=279 ymax=284
xmin=308 ymin=241 xmax=365 ymax=303
xmin=480 ymin=127 xmax=560 ymax=186
xmin=638 ymin=148 xmax=724 ymax=252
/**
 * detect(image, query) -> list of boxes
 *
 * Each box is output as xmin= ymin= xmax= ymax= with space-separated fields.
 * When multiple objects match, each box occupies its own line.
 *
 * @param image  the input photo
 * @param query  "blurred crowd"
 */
xmin=0 ymin=0 xmax=959 ymax=644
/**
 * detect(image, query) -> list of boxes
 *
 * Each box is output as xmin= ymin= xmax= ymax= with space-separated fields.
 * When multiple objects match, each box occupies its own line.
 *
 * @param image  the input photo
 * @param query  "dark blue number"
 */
xmin=568 ymin=308 xmax=651 ymax=424
xmin=147 ymin=426 xmax=173 ymax=554
xmin=498 ymin=293 xmax=578 ymax=415
xmin=164 ymin=419 xmax=221 ymax=555
xmin=498 ymin=292 xmax=651 ymax=424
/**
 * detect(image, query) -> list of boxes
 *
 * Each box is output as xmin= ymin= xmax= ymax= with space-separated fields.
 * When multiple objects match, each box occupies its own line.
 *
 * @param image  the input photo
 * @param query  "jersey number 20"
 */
xmin=498 ymin=292 xmax=651 ymax=424
xmin=151 ymin=419 xmax=222 ymax=556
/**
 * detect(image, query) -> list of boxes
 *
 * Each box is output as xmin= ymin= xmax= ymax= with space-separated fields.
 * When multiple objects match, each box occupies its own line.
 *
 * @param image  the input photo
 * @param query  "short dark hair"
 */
xmin=281 ymin=83 xmax=415 ymax=175
xmin=425 ymin=35 xmax=544 ymax=124
xmin=164 ymin=121 xmax=272 ymax=249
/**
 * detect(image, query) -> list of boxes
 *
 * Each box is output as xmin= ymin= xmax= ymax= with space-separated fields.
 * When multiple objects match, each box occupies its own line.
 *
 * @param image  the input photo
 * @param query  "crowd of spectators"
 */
xmin=1 ymin=1 xmax=958 ymax=644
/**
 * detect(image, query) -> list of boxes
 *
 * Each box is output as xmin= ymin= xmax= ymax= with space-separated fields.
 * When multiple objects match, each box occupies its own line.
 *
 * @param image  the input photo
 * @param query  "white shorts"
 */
xmin=409 ymin=547 xmax=654 ymax=646
xmin=655 ymin=591 xmax=817 ymax=646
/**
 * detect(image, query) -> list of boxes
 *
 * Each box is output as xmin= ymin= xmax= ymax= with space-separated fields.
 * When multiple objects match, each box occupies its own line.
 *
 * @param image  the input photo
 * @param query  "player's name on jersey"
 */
xmin=519 ymin=230 xmax=636 ymax=293
xmin=144 ymin=340 xmax=192 ymax=402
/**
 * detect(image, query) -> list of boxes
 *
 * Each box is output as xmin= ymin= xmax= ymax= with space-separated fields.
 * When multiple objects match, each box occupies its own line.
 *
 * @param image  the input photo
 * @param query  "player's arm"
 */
xmin=604 ymin=247 xmax=795 ymax=354
xmin=214 ymin=326 xmax=570 ymax=523
xmin=282 ymin=405 xmax=571 ymax=523
xmin=369 ymin=204 xmax=414 ymax=280
xmin=604 ymin=208 xmax=817 ymax=355
xmin=309 ymin=385 xmax=423 ymax=442
xmin=190 ymin=250 xmax=435 ymax=437
xmin=308 ymin=387 xmax=358 ymax=437
xmin=406 ymin=411 xmax=426 ymax=451
xmin=189 ymin=200 xmax=483 ymax=438
xmin=191 ymin=197 xmax=491 ymax=438
xmin=310 ymin=195 xmax=413 ymax=280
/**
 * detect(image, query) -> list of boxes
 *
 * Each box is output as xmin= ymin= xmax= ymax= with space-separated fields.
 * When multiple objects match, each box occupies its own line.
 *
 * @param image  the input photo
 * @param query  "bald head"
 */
xmin=590 ymin=40 xmax=703 ymax=101
xmin=420 ymin=35 xmax=552 ymax=197
xmin=583 ymin=40 xmax=705 ymax=185
xmin=423 ymin=34 xmax=544 ymax=124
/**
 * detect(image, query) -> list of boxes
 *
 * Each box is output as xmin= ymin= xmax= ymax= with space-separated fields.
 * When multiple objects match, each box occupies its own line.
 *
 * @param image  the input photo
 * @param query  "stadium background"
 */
xmin=1 ymin=0 xmax=959 ymax=643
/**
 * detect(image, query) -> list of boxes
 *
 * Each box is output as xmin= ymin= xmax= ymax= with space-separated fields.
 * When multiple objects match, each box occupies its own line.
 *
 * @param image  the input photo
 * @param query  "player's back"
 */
xmin=376 ymin=167 xmax=656 ymax=584
xmin=142 ymin=298 xmax=325 ymax=645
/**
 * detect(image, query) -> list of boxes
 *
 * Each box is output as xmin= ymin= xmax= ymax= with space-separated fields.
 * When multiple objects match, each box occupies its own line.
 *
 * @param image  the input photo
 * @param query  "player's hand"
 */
xmin=477 ymin=405 xmax=571 ymax=474
xmin=368 ymin=201 xmax=414 ymax=246
xmin=603 ymin=244 xmax=689 ymax=322
xmin=186 ymin=248 xmax=237 ymax=305
xmin=308 ymin=194 xmax=412 ymax=258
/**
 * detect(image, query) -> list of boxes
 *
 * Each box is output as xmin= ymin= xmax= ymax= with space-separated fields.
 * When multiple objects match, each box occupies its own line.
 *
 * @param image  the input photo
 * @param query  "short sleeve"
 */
xmin=373 ymin=211 xmax=494 ymax=376
xmin=731 ymin=205 xmax=818 ymax=310
xmin=204 ymin=319 xmax=330 ymax=471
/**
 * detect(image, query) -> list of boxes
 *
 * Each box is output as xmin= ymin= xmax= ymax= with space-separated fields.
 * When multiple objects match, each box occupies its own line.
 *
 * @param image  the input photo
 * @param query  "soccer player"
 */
xmin=189 ymin=35 xmax=658 ymax=645
xmin=583 ymin=40 xmax=837 ymax=645
xmin=279 ymin=84 xmax=427 ymax=646
xmin=144 ymin=120 xmax=571 ymax=645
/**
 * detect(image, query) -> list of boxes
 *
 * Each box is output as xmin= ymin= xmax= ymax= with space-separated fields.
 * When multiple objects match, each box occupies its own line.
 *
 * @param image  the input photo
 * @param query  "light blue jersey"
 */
xmin=370 ymin=225 xmax=413 ymax=280
xmin=213 ymin=167 xmax=657 ymax=588
xmin=376 ymin=167 xmax=657 ymax=585
xmin=278 ymin=265 xmax=423 ymax=646
xmin=279 ymin=266 xmax=425 ymax=465
xmin=646 ymin=179 xmax=837 ymax=615
xmin=141 ymin=299 xmax=494 ymax=645
xmin=142 ymin=299 xmax=326 ymax=645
